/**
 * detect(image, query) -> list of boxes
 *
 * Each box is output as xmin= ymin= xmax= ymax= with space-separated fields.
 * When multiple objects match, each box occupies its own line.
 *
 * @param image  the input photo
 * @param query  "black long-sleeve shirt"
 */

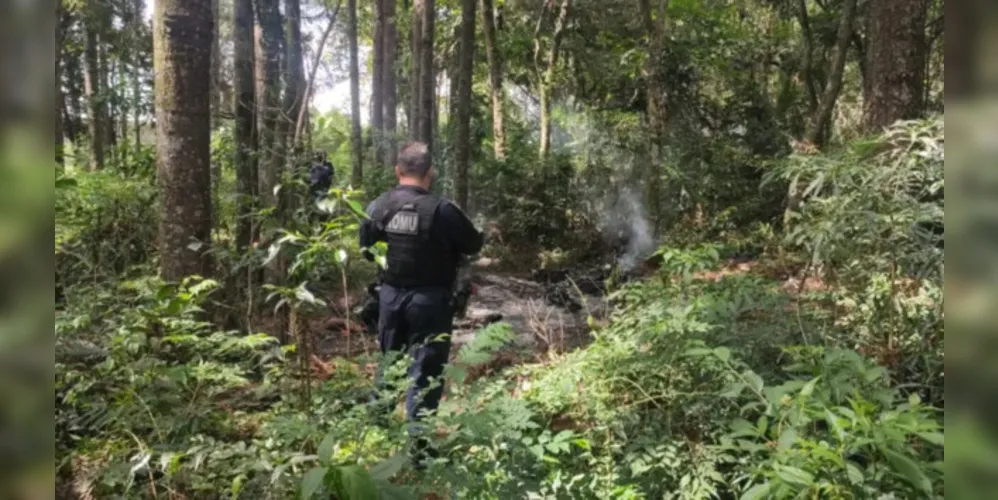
xmin=358 ymin=185 xmax=484 ymax=264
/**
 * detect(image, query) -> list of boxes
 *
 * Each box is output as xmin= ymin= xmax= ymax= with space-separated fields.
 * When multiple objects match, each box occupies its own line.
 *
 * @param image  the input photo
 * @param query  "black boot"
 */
xmin=409 ymin=437 xmax=439 ymax=470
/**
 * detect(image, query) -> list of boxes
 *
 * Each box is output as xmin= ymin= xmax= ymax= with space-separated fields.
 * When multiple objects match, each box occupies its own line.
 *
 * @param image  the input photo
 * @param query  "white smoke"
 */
xmin=600 ymin=187 xmax=656 ymax=272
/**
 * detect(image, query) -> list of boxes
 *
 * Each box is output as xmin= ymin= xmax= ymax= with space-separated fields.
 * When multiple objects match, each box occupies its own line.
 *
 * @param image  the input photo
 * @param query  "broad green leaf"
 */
xmin=845 ymin=461 xmax=864 ymax=485
xmin=369 ymin=453 xmax=405 ymax=481
xmin=374 ymin=479 xmax=416 ymax=500
xmin=714 ymin=347 xmax=731 ymax=363
xmin=337 ymin=248 xmax=349 ymax=264
xmin=882 ymin=448 xmax=932 ymax=494
xmin=800 ymin=377 xmax=820 ymax=397
xmin=777 ymin=428 xmax=798 ymax=452
xmin=337 ymin=466 xmax=379 ymax=500
xmin=300 ymin=466 xmax=327 ymax=499
xmin=916 ymin=432 xmax=944 ymax=446
xmin=744 ymin=371 xmax=764 ymax=394
xmin=317 ymin=434 xmax=336 ymax=464
xmin=774 ymin=465 xmax=814 ymax=486
xmin=739 ymin=483 xmax=771 ymax=500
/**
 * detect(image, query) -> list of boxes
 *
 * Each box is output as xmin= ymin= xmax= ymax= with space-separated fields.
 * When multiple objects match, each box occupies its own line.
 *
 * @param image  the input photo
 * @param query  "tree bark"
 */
xmin=234 ymin=0 xmax=258 ymax=251
xmin=55 ymin=0 xmax=65 ymax=166
xmin=538 ymin=0 xmax=570 ymax=159
xmin=796 ymin=0 xmax=818 ymax=114
xmin=480 ymin=0 xmax=505 ymax=160
xmin=211 ymin=0 xmax=222 ymax=125
xmin=418 ymin=0 xmax=436 ymax=153
xmin=863 ymin=0 xmax=928 ymax=131
xmin=348 ymin=0 xmax=363 ymax=185
xmin=639 ymin=0 xmax=666 ymax=232
xmin=454 ymin=0 xmax=476 ymax=209
xmin=253 ymin=0 xmax=284 ymax=206
xmin=371 ymin=0 xmax=385 ymax=165
xmin=83 ymin=7 xmax=105 ymax=170
xmin=409 ymin=1 xmax=424 ymax=139
xmin=283 ymin=0 xmax=305 ymax=149
xmin=804 ymin=0 xmax=856 ymax=146
xmin=383 ymin=0 xmax=399 ymax=166
xmin=153 ymin=0 xmax=214 ymax=281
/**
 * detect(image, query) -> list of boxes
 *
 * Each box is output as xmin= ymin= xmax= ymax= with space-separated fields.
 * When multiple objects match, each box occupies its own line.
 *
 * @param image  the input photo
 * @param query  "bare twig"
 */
xmin=295 ymin=0 xmax=344 ymax=145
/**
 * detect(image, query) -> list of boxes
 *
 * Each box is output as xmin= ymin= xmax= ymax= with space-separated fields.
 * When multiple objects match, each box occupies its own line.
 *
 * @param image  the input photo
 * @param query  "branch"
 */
xmin=294 ymin=0 xmax=343 ymax=145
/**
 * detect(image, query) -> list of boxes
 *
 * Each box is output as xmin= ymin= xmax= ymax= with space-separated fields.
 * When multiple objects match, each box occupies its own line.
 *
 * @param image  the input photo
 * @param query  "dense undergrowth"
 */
xmin=56 ymin=118 xmax=943 ymax=499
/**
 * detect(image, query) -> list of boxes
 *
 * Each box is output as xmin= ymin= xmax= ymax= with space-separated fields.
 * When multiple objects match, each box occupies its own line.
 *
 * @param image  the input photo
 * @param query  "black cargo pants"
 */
xmin=372 ymin=283 xmax=453 ymax=430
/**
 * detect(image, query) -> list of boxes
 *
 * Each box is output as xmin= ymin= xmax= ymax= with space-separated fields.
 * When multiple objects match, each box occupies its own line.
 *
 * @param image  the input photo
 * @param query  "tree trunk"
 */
xmin=418 ymin=0 xmax=435 ymax=153
xmin=284 ymin=0 xmax=305 ymax=149
xmin=132 ymin=0 xmax=144 ymax=151
xmin=347 ymin=0 xmax=363 ymax=185
xmin=409 ymin=0 xmax=424 ymax=139
xmin=383 ymin=0 xmax=399 ymax=166
xmin=153 ymin=0 xmax=214 ymax=281
xmin=234 ymin=0 xmax=258 ymax=251
xmin=55 ymin=0 xmax=65 ymax=166
xmin=454 ymin=0 xmax=476 ymax=209
xmin=480 ymin=0 xmax=505 ymax=160
xmin=639 ymin=0 xmax=666 ymax=232
xmin=83 ymin=9 xmax=105 ymax=170
xmin=804 ymin=0 xmax=856 ymax=146
xmin=796 ymin=0 xmax=818 ymax=114
xmin=863 ymin=0 xmax=928 ymax=131
xmin=538 ymin=0 xmax=570 ymax=159
xmin=65 ymin=44 xmax=84 ymax=148
xmin=211 ymin=0 xmax=222 ymax=125
xmin=945 ymin=0 xmax=976 ymax=99
xmin=371 ymin=0 xmax=385 ymax=165
xmin=101 ymin=45 xmax=117 ymax=151
xmin=254 ymin=0 xmax=284 ymax=207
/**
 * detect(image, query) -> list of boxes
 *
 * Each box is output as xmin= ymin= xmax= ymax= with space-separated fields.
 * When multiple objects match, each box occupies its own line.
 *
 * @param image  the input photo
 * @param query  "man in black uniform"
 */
xmin=308 ymin=150 xmax=335 ymax=202
xmin=358 ymin=142 xmax=483 ymax=466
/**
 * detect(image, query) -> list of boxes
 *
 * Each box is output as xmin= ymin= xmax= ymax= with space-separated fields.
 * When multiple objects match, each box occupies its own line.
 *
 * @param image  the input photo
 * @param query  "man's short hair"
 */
xmin=397 ymin=142 xmax=431 ymax=178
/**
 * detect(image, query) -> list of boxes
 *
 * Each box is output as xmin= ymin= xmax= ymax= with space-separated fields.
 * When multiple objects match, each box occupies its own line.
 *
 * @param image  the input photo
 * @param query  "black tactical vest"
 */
xmin=371 ymin=187 xmax=456 ymax=288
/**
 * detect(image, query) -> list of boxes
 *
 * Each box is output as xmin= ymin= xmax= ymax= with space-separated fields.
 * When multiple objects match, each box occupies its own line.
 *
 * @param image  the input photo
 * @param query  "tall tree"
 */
xmin=234 ymin=0 xmax=257 ymax=251
xmin=211 ymin=0 xmax=222 ymax=125
xmin=283 ymin=0 xmax=306 ymax=150
xmin=371 ymin=0 xmax=385 ymax=165
xmin=454 ymin=0 xmax=476 ymax=209
xmin=418 ymin=0 xmax=435 ymax=152
xmin=480 ymin=0 xmax=505 ymax=160
xmin=55 ymin=0 xmax=65 ymax=166
xmin=153 ymin=0 xmax=214 ymax=281
xmin=538 ymin=0 xmax=571 ymax=159
xmin=253 ymin=0 xmax=284 ymax=206
xmin=804 ymin=0 xmax=857 ymax=146
xmin=796 ymin=0 xmax=818 ymax=114
xmin=639 ymin=0 xmax=666 ymax=231
xmin=83 ymin=3 xmax=106 ymax=170
xmin=409 ymin=0 xmax=424 ymax=138
xmin=383 ymin=0 xmax=399 ymax=166
xmin=348 ymin=0 xmax=363 ymax=185
xmin=863 ymin=0 xmax=928 ymax=131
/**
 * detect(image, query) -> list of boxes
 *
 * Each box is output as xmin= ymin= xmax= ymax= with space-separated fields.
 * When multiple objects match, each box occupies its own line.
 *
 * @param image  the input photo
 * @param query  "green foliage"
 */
xmin=56 ymin=170 xmax=158 ymax=289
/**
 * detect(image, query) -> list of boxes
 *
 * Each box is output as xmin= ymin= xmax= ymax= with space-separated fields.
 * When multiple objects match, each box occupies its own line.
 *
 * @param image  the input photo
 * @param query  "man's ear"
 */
xmin=394 ymin=165 xmax=402 ymax=178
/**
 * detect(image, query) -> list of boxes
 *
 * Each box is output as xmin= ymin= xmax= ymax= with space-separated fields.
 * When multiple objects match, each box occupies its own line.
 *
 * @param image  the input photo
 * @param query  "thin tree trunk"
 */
xmin=284 ymin=0 xmax=305 ymax=149
xmin=154 ymin=0 xmax=214 ymax=281
xmin=65 ymin=46 xmax=84 ymax=148
xmin=863 ymin=0 xmax=928 ymax=131
xmin=409 ymin=0 xmax=424 ymax=138
xmin=804 ymin=0 xmax=856 ymax=146
xmin=254 ymin=0 xmax=284 ymax=207
xmin=56 ymin=0 xmax=65 ymax=166
xmin=371 ymin=0 xmax=385 ymax=165
xmin=383 ymin=0 xmax=399 ymax=166
xmin=480 ymin=0 xmax=505 ymax=160
xmin=796 ymin=0 xmax=818 ymax=114
xmin=132 ymin=0 xmax=144 ymax=151
xmin=418 ymin=0 xmax=435 ymax=153
xmin=454 ymin=0 xmax=476 ymax=209
xmin=538 ymin=0 xmax=571 ymax=159
xmin=639 ymin=0 xmax=666 ymax=232
xmin=84 ymin=10 xmax=105 ymax=170
xmin=348 ymin=0 xmax=363 ymax=185
xmin=211 ymin=0 xmax=222 ymax=125
xmin=234 ymin=0 xmax=257 ymax=251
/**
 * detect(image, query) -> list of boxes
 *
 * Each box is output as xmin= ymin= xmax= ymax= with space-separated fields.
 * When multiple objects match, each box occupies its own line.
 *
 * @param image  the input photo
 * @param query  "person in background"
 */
xmin=308 ymin=150 xmax=334 ymax=202
xmin=358 ymin=141 xmax=484 ymax=468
